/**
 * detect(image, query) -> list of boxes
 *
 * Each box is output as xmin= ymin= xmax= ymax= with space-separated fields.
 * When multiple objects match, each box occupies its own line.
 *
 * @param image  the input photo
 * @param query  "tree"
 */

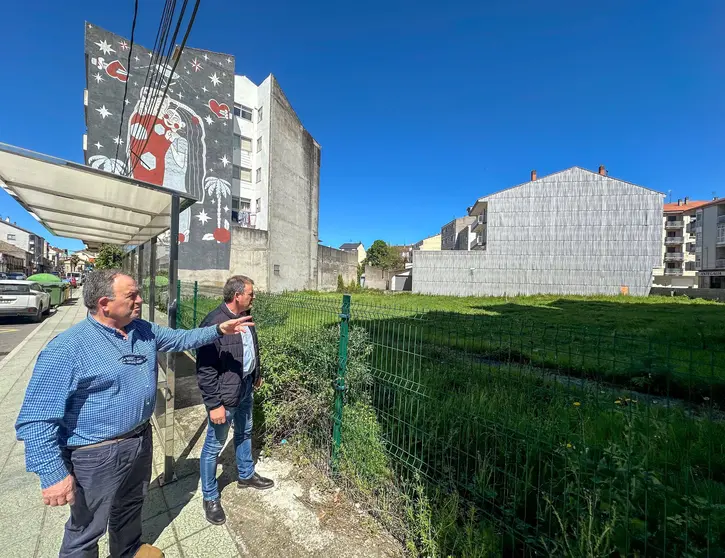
xmin=69 ymin=254 xmax=80 ymax=272
xmin=364 ymin=240 xmax=404 ymax=271
xmin=94 ymin=244 xmax=124 ymax=270
xmin=336 ymin=274 xmax=345 ymax=293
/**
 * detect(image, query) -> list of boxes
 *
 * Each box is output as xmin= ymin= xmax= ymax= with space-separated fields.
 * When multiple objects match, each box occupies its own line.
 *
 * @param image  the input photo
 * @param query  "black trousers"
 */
xmin=59 ymin=424 xmax=152 ymax=558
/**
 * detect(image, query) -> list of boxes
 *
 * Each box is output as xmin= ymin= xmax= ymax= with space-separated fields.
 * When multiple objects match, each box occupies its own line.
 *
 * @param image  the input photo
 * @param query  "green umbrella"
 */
xmin=27 ymin=273 xmax=62 ymax=283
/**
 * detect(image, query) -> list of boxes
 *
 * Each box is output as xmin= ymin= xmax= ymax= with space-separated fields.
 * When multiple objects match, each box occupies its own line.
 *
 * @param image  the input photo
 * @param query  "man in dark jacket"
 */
xmin=196 ymin=275 xmax=274 ymax=525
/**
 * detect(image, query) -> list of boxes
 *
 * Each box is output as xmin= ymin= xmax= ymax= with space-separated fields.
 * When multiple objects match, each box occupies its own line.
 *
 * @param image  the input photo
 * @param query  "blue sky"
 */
xmin=1 ymin=0 xmax=723 ymax=251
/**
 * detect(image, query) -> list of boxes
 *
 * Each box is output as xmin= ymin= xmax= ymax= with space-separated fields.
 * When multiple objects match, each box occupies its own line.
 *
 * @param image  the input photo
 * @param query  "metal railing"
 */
xmin=173 ymin=282 xmax=725 ymax=557
xmin=664 ymin=236 xmax=684 ymax=245
xmin=664 ymin=268 xmax=684 ymax=275
xmin=716 ymin=258 xmax=725 ymax=269
xmin=664 ymin=220 xmax=684 ymax=229
xmin=663 ymin=252 xmax=684 ymax=261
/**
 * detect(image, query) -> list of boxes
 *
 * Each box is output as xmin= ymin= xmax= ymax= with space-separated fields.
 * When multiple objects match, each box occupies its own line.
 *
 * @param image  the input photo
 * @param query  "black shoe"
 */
xmin=203 ymin=499 xmax=226 ymax=525
xmin=237 ymin=472 xmax=274 ymax=490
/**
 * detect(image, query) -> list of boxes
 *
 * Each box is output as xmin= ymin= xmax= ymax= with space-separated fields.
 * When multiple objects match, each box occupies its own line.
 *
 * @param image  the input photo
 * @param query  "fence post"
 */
xmin=176 ymin=279 xmax=182 ymax=329
xmin=331 ymin=293 xmax=351 ymax=475
xmin=193 ymin=281 xmax=199 ymax=328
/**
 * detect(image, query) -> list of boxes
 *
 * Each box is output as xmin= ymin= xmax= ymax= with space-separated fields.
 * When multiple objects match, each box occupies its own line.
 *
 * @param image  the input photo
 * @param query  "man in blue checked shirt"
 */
xmin=15 ymin=269 xmax=253 ymax=558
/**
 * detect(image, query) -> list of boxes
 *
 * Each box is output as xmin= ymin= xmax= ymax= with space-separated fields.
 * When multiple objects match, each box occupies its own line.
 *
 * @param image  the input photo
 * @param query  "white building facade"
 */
xmin=414 ymin=166 xmax=664 ymax=297
xmin=652 ymin=199 xmax=706 ymax=288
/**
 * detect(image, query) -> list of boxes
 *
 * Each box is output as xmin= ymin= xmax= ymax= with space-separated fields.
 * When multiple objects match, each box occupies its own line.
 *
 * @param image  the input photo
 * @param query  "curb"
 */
xmin=0 ymin=313 xmax=53 ymax=372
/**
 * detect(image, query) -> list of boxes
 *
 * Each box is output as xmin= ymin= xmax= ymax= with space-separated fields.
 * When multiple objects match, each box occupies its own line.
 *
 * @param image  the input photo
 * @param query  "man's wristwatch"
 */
xmin=216 ymin=324 xmax=223 ymax=336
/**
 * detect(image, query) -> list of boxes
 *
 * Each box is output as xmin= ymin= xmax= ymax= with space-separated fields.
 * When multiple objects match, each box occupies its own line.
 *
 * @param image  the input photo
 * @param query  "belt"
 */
xmin=69 ymin=421 xmax=150 ymax=451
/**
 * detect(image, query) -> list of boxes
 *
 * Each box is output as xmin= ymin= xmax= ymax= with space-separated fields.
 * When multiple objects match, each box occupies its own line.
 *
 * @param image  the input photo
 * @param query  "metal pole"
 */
xmin=193 ymin=280 xmax=198 ymax=328
xmin=149 ymin=238 xmax=157 ymax=323
xmin=331 ymin=293 xmax=351 ymax=475
xmin=163 ymin=195 xmax=180 ymax=483
xmin=137 ymin=243 xmax=144 ymax=315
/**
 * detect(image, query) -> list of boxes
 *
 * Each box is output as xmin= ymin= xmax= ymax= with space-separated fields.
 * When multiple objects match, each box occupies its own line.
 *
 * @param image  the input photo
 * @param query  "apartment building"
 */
xmin=0 ymin=218 xmax=48 ymax=273
xmin=441 ymin=216 xmax=476 ymax=250
xmin=413 ymin=234 xmax=442 ymax=251
xmin=339 ymin=242 xmax=367 ymax=264
xmin=652 ymin=198 xmax=707 ymax=287
xmin=413 ymin=166 xmax=664 ymax=297
xmin=695 ymin=198 xmax=725 ymax=289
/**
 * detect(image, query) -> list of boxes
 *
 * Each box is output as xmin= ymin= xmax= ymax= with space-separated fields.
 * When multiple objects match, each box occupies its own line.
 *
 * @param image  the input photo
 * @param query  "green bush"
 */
xmin=336 ymin=274 xmax=345 ymax=293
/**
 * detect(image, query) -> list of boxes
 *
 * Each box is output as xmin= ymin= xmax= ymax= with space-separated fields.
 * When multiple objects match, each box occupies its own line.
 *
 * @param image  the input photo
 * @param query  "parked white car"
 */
xmin=0 ymin=280 xmax=51 ymax=322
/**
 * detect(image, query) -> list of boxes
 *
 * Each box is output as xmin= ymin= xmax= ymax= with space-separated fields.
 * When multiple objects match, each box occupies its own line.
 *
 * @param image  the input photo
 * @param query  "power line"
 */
xmin=128 ymin=0 xmax=202 ymax=177
xmin=114 ymin=0 xmax=139 ymax=168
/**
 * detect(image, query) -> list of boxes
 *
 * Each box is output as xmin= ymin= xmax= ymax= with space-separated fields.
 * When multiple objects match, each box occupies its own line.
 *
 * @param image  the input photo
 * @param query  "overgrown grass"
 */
xmin=172 ymin=285 xmax=725 ymax=557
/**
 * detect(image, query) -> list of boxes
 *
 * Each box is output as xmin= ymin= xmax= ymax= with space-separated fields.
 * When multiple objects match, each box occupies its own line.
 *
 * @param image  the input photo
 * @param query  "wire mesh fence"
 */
xmin=171 ymin=280 xmax=725 ymax=557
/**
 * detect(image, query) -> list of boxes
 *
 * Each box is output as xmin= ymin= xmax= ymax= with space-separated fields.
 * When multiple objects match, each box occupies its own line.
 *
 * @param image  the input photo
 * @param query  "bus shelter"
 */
xmin=0 ymin=142 xmax=196 ymax=483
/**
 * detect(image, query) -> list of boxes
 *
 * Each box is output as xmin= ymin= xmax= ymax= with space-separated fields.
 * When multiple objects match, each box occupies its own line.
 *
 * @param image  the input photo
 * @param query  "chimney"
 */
xmin=598 ymin=165 xmax=607 ymax=176
xmin=531 ymin=170 xmax=537 ymax=181
xmin=677 ymin=199 xmax=682 ymax=206
xmin=684 ymin=196 xmax=689 ymax=205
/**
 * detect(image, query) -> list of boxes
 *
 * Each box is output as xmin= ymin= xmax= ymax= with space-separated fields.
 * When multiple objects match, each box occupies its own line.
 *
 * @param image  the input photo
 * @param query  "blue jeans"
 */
xmin=200 ymin=378 xmax=254 ymax=501
xmin=60 ymin=423 xmax=152 ymax=558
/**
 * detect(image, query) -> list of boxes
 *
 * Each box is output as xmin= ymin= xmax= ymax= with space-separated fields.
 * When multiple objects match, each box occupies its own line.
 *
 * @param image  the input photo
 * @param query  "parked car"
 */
xmin=0 ymin=280 xmax=52 ymax=322
xmin=0 ymin=273 xmax=6 ymax=280
xmin=66 ymin=272 xmax=83 ymax=286
xmin=7 ymin=272 xmax=27 ymax=280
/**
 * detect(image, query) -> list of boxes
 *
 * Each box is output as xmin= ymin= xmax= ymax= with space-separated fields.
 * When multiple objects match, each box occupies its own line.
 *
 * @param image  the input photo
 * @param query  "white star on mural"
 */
xmin=219 ymin=155 xmax=229 ymax=167
xmin=120 ymin=40 xmax=129 ymax=50
xmin=227 ymin=57 xmax=232 ymax=64
xmin=204 ymin=115 xmax=214 ymax=126
xmin=186 ymin=70 xmax=190 ymax=75
xmin=177 ymin=93 xmax=184 ymax=99
xmin=223 ymin=205 xmax=229 ymax=212
xmin=222 ymin=72 xmax=226 ymax=77
xmin=191 ymin=58 xmax=202 ymax=72
xmin=147 ymin=52 xmax=152 ymax=57
xmin=96 ymin=105 xmax=112 ymax=119
xmin=124 ymin=99 xmax=130 ymax=105
xmin=209 ymin=73 xmax=221 ymax=86
xmin=195 ymin=95 xmax=199 ymax=99
xmin=134 ymin=55 xmax=140 ymax=62
xmin=95 ymin=39 xmax=115 ymax=55
xmin=88 ymin=24 xmax=93 ymax=29
xmin=201 ymin=86 xmax=208 ymax=93
xmin=94 ymin=142 xmax=103 ymax=150
xmin=203 ymin=53 xmax=209 ymax=61
xmin=93 ymin=72 xmax=104 ymax=83
xmin=113 ymin=136 xmax=124 ymax=145
xmin=134 ymin=81 xmax=138 ymax=86
xmin=196 ymin=209 xmax=210 ymax=225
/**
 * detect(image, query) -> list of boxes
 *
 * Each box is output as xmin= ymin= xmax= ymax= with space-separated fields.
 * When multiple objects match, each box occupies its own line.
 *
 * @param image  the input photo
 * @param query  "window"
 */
xmin=256 ymin=168 xmax=262 ymax=183
xmin=257 ymin=137 xmax=262 ymax=153
xmin=232 ymin=197 xmax=252 ymax=226
xmin=718 ymin=225 xmax=725 ymax=244
xmin=257 ymin=106 xmax=263 ymax=123
xmin=240 ymin=136 xmax=252 ymax=152
xmin=232 ymin=165 xmax=252 ymax=182
xmin=256 ymin=198 xmax=262 ymax=213
xmin=7 ymin=233 xmax=16 ymax=241
xmin=234 ymin=104 xmax=253 ymax=121
xmin=273 ymin=264 xmax=280 ymax=276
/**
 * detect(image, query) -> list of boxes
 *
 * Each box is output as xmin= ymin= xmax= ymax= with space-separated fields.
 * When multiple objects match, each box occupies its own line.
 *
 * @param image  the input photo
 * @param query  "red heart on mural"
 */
xmin=208 ymin=99 xmax=230 ymax=119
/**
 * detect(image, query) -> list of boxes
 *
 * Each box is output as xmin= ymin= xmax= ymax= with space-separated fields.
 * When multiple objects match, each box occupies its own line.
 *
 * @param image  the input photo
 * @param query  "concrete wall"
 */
xmin=414 ymin=168 xmax=663 ymax=297
xmin=0 ymin=222 xmax=31 ymax=253
xmin=317 ymin=245 xmax=357 ymax=291
xmin=179 ymin=226 xmax=270 ymax=290
xmin=267 ymin=76 xmax=320 ymax=293
xmin=650 ymin=286 xmax=725 ymax=302
xmin=700 ymin=204 xmax=721 ymax=270
xmin=364 ymin=266 xmax=395 ymax=290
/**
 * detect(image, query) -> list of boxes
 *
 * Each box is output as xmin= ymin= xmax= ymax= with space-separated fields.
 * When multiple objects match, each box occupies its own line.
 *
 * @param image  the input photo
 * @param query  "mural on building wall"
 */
xmin=84 ymin=23 xmax=235 ymax=270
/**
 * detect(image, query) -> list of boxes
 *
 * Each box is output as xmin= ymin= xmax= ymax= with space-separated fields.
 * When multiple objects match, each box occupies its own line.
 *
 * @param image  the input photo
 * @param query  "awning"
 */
xmin=0 ymin=143 xmax=197 ymax=248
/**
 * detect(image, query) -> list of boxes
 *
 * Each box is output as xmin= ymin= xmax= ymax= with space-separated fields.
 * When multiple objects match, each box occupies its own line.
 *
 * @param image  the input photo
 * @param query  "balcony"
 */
xmin=718 ymin=215 xmax=725 ymax=224
xmin=665 ymin=220 xmax=684 ymax=229
xmin=664 ymin=253 xmax=684 ymax=262
xmin=716 ymin=259 xmax=725 ymax=269
xmin=471 ymin=214 xmax=487 ymax=233
xmin=664 ymin=236 xmax=684 ymax=245
xmin=664 ymin=268 xmax=684 ymax=276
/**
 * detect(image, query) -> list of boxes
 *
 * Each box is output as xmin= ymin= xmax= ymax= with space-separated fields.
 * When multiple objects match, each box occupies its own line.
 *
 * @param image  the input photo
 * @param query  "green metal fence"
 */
xmin=173 ymin=281 xmax=725 ymax=557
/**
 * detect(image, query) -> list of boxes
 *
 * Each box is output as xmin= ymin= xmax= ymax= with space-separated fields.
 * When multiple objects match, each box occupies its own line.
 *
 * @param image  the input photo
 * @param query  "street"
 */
xmin=0 ymin=317 xmax=45 ymax=359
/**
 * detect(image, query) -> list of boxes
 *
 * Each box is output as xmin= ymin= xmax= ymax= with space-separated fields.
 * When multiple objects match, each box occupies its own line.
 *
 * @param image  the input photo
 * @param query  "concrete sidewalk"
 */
xmin=0 ymin=297 xmax=401 ymax=558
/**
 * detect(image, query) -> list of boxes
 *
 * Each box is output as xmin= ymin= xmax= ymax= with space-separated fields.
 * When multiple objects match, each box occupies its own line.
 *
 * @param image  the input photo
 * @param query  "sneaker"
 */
xmin=203 ymin=498 xmax=226 ymax=525
xmin=237 ymin=472 xmax=274 ymax=490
